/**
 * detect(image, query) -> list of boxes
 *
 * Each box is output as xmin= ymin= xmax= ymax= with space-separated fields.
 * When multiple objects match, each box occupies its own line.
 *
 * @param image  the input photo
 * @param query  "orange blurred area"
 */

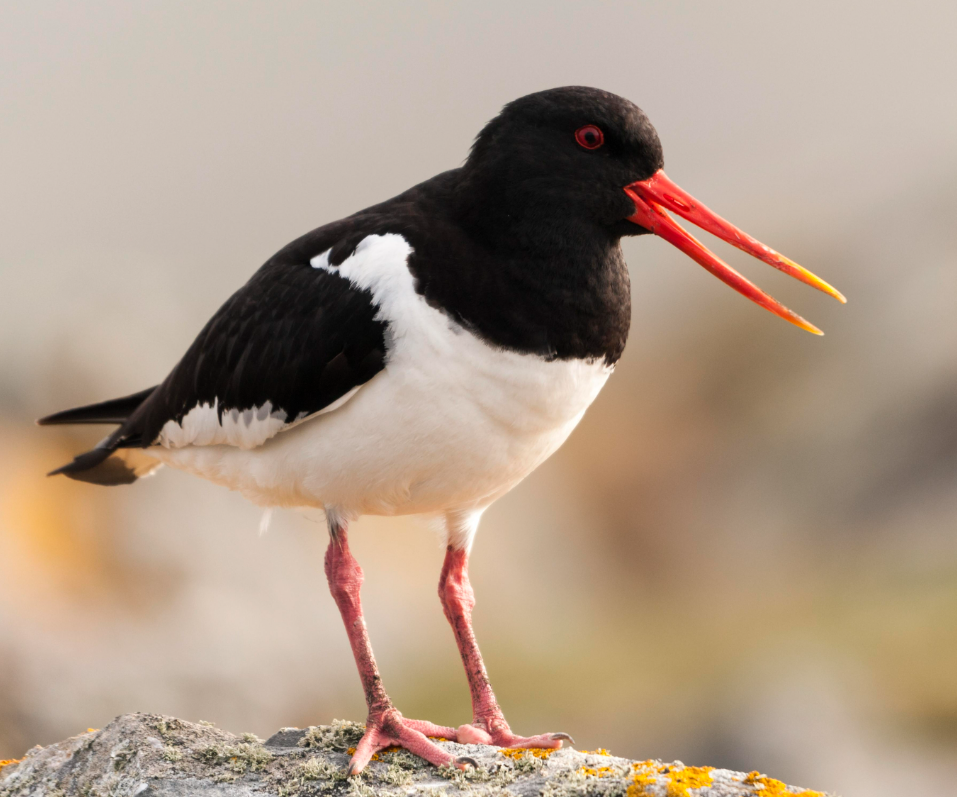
xmin=2 ymin=3 xmax=957 ymax=797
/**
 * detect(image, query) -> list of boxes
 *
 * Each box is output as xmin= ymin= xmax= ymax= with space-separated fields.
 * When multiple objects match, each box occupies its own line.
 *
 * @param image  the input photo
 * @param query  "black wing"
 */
xmin=133 ymin=257 xmax=388 ymax=446
xmin=45 ymin=223 xmax=390 ymax=485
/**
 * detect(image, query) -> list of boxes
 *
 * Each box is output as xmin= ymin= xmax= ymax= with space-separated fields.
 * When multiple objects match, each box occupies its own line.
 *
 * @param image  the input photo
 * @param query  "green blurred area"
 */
xmin=1 ymin=3 xmax=956 ymax=796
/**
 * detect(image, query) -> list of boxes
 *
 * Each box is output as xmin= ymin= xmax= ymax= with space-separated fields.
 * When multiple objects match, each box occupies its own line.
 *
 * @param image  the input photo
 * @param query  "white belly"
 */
xmin=148 ymin=234 xmax=612 ymax=517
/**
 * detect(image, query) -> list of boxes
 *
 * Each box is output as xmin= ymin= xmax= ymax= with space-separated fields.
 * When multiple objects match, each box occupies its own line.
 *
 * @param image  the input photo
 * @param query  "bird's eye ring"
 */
xmin=574 ymin=125 xmax=604 ymax=150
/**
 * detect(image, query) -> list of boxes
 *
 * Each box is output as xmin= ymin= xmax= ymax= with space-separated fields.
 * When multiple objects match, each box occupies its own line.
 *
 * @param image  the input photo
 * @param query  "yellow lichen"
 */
xmin=580 ymin=748 xmax=612 ymax=756
xmin=666 ymin=765 xmax=713 ymax=795
xmin=627 ymin=761 xmax=714 ymax=797
xmin=744 ymin=771 xmax=824 ymax=797
xmin=0 ymin=759 xmax=22 ymax=774
xmin=628 ymin=764 xmax=823 ymax=797
xmin=579 ymin=765 xmax=617 ymax=778
xmin=500 ymin=747 xmax=557 ymax=760
xmin=628 ymin=761 xmax=662 ymax=797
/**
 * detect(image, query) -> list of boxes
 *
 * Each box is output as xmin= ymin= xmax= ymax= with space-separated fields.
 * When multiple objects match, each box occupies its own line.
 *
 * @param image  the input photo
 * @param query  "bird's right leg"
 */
xmin=437 ymin=541 xmax=573 ymax=750
xmin=324 ymin=518 xmax=473 ymax=775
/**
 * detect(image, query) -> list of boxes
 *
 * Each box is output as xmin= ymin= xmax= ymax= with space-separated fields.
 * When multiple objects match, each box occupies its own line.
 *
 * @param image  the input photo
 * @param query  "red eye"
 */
xmin=575 ymin=124 xmax=604 ymax=150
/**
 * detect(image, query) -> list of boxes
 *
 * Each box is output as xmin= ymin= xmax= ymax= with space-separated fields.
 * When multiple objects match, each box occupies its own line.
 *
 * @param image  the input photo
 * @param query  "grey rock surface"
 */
xmin=0 ymin=714 xmax=830 ymax=797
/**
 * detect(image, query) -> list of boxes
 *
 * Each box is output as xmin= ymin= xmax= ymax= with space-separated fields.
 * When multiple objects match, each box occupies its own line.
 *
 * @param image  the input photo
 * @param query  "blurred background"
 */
xmin=1 ymin=2 xmax=956 ymax=795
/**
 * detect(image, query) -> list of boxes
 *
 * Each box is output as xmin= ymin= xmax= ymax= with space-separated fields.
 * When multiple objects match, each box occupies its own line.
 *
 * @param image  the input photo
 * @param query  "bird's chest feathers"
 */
xmin=315 ymin=233 xmax=611 ymax=448
xmin=152 ymin=234 xmax=613 ymax=514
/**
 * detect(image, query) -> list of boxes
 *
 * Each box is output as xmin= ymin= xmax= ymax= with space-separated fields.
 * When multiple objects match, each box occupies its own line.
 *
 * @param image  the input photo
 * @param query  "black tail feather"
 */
xmin=40 ymin=386 xmax=160 ymax=486
xmin=37 ymin=386 xmax=157 ymax=426
xmin=48 ymin=447 xmax=115 ymax=478
xmin=48 ymin=446 xmax=161 ymax=486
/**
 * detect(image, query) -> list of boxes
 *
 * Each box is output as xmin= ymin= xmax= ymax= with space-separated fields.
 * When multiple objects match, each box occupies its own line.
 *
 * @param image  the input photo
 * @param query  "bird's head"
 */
xmin=464 ymin=86 xmax=845 ymax=334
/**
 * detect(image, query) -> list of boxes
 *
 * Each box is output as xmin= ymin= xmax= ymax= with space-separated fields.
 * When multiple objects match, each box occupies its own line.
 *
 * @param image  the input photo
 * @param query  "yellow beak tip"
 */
xmin=793 ymin=318 xmax=825 ymax=336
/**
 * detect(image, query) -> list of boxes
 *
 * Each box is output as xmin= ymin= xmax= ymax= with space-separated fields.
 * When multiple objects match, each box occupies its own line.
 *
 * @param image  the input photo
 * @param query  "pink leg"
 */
xmin=324 ymin=522 xmax=475 ymax=774
xmin=438 ymin=544 xmax=574 ymax=749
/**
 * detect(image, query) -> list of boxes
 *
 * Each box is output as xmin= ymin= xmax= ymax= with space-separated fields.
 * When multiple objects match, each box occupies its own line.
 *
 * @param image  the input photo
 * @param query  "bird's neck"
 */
xmin=403 ymin=171 xmax=632 ymax=364
xmin=454 ymin=170 xmax=616 ymax=260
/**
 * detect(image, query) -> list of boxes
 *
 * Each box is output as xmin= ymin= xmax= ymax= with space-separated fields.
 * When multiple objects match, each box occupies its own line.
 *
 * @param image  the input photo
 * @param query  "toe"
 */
xmin=551 ymin=732 xmax=575 ymax=745
xmin=350 ymin=711 xmax=488 ymax=772
xmin=348 ymin=727 xmax=390 ymax=775
xmin=494 ymin=731 xmax=570 ymax=750
xmin=403 ymin=718 xmax=459 ymax=741
xmin=387 ymin=721 xmax=456 ymax=769
xmin=455 ymin=724 xmax=493 ymax=745
xmin=348 ymin=723 xmax=405 ymax=775
xmin=347 ymin=744 xmax=374 ymax=775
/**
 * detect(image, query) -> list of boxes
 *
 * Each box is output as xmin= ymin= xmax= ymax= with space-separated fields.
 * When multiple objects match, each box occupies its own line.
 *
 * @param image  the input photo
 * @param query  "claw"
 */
xmin=455 ymin=756 xmax=479 ymax=770
xmin=550 ymin=732 xmax=575 ymax=745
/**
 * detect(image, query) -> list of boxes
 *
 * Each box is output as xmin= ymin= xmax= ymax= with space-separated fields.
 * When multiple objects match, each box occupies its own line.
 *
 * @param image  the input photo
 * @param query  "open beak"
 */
xmin=624 ymin=170 xmax=845 ymax=335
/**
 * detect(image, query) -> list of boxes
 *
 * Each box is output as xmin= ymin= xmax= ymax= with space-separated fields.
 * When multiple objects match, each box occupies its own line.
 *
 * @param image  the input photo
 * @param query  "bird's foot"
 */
xmin=348 ymin=709 xmax=475 ymax=775
xmin=453 ymin=718 xmax=574 ymax=750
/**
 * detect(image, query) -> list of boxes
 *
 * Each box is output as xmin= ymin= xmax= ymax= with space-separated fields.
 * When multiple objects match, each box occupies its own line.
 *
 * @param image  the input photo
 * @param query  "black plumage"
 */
xmin=41 ymin=87 xmax=667 ymax=484
xmin=41 ymin=264 xmax=389 ymax=484
xmin=135 ymin=265 xmax=387 ymax=447
xmin=38 ymin=387 xmax=157 ymax=426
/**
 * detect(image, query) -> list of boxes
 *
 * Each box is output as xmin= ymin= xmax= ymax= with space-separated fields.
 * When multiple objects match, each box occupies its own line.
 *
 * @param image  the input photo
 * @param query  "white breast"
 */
xmin=149 ymin=234 xmax=612 ymax=518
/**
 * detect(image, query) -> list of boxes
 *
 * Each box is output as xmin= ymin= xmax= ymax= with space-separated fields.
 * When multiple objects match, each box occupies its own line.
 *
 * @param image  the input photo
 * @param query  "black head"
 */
xmin=461 ymin=86 xmax=664 ymax=242
xmin=455 ymin=86 xmax=845 ymax=335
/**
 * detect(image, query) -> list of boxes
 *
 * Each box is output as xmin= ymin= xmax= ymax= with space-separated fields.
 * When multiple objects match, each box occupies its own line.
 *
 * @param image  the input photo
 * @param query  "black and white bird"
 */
xmin=39 ymin=87 xmax=844 ymax=773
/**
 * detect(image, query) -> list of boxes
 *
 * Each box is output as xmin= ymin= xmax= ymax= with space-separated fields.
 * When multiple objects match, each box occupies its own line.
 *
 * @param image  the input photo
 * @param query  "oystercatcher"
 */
xmin=39 ymin=87 xmax=844 ymax=773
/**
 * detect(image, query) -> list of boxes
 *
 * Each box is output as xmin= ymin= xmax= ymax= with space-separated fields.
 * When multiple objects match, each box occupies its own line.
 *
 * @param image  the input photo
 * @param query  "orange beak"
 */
xmin=624 ymin=170 xmax=845 ymax=335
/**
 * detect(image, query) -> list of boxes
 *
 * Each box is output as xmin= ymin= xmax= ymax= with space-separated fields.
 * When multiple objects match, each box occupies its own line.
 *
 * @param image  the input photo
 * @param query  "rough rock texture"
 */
xmin=0 ymin=714 xmax=831 ymax=797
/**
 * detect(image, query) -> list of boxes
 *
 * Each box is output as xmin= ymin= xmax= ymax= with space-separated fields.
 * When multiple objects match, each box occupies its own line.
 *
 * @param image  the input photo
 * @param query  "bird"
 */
xmin=38 ymin=86 xmax=844 ymax=774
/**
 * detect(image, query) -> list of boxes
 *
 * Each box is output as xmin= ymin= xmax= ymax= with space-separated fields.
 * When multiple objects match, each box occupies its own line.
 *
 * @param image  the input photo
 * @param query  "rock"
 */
xmin=0 ymin=713 xmax=831 ymax=797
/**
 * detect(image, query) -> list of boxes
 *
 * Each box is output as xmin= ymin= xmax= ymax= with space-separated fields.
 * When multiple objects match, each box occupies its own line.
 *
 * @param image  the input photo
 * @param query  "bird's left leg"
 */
xmin=324 ymin=518 xmax=474 ymax=774
xmin=437 ymin=533 xmax=574 ymax=750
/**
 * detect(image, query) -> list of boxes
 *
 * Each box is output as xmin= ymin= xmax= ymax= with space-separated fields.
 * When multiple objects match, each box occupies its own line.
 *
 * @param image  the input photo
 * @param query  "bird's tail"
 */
xmin=37 ymin=387 xmax=157 ymax=427
xmin=38 ymin=386 xmax=162 ymax=486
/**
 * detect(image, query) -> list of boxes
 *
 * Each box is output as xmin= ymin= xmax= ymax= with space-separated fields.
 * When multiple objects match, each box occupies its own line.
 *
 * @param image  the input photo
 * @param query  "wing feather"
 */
xmin=47 ymin=227 xmax=392 ymax=484
xmin=135 ymin=254 xmax=388 ymax=449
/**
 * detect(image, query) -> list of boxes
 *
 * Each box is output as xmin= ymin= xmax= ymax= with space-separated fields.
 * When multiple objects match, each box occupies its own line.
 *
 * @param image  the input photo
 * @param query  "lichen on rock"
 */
xmin=0 ymin=713 xmax=832 ymax=797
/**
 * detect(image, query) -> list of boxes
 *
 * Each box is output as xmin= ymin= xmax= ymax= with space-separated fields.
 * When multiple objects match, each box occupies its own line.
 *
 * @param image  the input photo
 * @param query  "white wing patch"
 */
xmin=156 ymin=386 xmax=367 ymax=450
xmin=310 ymin=235 xmax=422 ymax=333
xmin=154 ymin=241 xmax=394 ymax=451
xmin=157 ymin=399 xmax=290 ymax=449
